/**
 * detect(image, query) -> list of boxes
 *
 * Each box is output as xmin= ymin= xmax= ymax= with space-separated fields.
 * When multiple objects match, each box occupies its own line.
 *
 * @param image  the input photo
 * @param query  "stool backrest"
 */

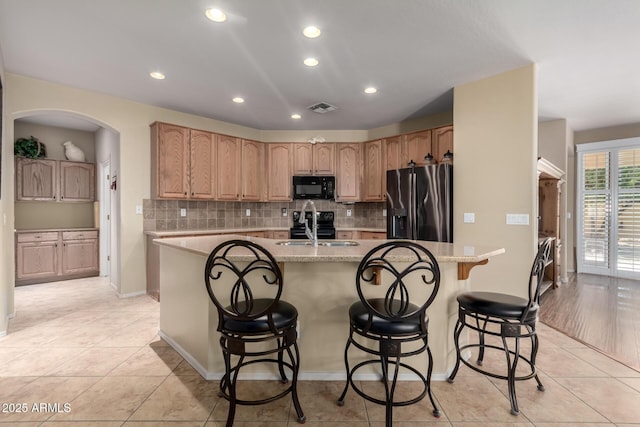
xmin=356 ymin=241 xmax=440 ymax=324
xmin=524 ymin=237 xmax=554 ymax=319
xmin=205 ymin=240 xmax=283 ymax=328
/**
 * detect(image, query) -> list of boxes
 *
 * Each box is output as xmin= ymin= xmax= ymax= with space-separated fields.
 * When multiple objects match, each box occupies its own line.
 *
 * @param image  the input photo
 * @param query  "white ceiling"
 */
xmin=1 ymin=0 xmax=639 ymax=132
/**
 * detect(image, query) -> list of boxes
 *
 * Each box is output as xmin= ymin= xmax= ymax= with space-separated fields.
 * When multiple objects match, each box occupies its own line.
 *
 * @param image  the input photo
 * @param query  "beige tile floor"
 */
xmin=2 ymin=277 xmax=640 ymax=426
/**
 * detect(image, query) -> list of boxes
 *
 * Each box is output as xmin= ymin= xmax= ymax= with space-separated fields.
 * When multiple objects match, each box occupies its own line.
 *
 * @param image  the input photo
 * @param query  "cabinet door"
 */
xmin=268 ymin=144 xmax=292 ymax=201
xmin=404 ymin=130 xmax=432 ymax=166
xmin=16 ymin=240 xmax=59 ymax=279
xmin=363 ymin=140 xmax=384 ymax=201
xmin=190 ymin=130 xmax=216 ymax=199
xmin=15 ymin=158 xmax=58 ymax=201
xmin=385 ymin=136 xmax=404 ymax=170
xmin=155 ymin=123 xmax=190 ymax=198
xmin=432 ymin=125 xmax=453 ymax=163
xmin=292 ymin=143 xmax=313 ymax=175
xmin=62 ymin=238 xmax=98 ymax=275
xmin=314 ymin=143 xmax=335 ymax=175
xmin=59 ymin=161 xmax=95 ymax=202
xmin=241 ymin=139 xmax=264 ymax=201
xmin=217 ymin=134 xmax=242 ymax=200
xmin=336 ymin=143 xmax=360 ymax=202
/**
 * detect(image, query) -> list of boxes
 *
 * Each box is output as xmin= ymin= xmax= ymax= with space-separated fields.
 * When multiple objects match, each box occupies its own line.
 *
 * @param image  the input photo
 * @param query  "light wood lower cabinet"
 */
xmin=359 ymin=231 xmax=387 ymax=240
xmin=16 ymin=230 xmax=99 ymax=286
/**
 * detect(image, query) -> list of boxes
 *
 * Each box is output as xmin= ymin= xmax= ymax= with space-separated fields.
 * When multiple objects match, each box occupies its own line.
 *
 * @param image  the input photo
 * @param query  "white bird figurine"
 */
xmin=63 ymin=141 xmax=86 ymax=162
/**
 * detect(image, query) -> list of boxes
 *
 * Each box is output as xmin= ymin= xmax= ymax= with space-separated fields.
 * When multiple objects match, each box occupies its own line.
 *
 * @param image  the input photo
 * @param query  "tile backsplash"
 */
xmin=143 ymin=199 xmax=385 ymax=231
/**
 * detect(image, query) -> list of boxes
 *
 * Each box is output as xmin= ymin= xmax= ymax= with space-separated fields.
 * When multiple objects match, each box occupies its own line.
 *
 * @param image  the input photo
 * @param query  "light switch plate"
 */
xmin=180 ymin=208 xmax=187 ymax=217
xmin=346 ymin=209 xmax=352 ymax=217
xmin=506 ymin=213 xmax=530 ymax=225
xmin=135 ymin=205 xmax=143 ymax=215
xmin=245 ymin=208 xmax=251 ymax=217
xmin=463 ymin=212 xmax=475 ymax=223
xmin=382 ymin=209 xmax=387 ymax=217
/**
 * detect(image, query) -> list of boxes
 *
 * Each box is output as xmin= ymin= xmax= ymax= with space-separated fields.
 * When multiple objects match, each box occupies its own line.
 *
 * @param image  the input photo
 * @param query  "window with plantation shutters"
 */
xmin=617 ymin=148 xmax=640 ymax=274
xmin=577 ymin=139 xmax=640 ymax=279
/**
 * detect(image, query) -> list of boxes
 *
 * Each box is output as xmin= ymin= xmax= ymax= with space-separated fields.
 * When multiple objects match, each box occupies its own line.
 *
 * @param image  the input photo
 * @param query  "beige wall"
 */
xmin=14 ymin=121 xmax=96 ymax=161
xmin=453 ymin=64 xmax=538 ymax=296
xmin=575 ymin=122 xmax=640 ymax=144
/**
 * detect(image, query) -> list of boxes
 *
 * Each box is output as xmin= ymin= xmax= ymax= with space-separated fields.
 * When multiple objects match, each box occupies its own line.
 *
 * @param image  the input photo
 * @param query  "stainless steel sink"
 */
xmin=320 ymin=240 xmax=359 ymax=247
xmin=275 ymin=240 xmax=313 ymax=246
xmin=275 ymin=240 xmax=359 ymax=247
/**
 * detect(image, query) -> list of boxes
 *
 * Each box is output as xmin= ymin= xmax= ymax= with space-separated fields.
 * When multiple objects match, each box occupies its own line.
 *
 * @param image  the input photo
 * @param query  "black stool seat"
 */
xmin=457 ymin=291 xmax=539 ymax=322
xmin=223 ymin=299 xmax=298 ymax=333
xmin=349 ymin=299 xmax=424 ymax=335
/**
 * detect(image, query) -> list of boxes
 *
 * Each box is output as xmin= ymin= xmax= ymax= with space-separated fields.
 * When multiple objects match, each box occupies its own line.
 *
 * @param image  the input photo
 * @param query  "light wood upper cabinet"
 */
xmin=152 ymin=122 xmax=190 ymax=198
xmin=404 ymin=130 xmax=432 ymax=166
xmin=189 ymin=130 xmax=217 ymax=199
xmin=15 ymin=157 xmax=58 ymax=201
xmin=385 ymin=136 xmax=404 ymax=171
xmin=432 ymin=125 xmax=453 ymax=163
xmin=363 ymin=140 xmax=385 ymax=201
xmin=217 ymin=134 xmax=242 ymax=201
xmin=241 ymin=139 xmax=264 ymax=201
xmin=292 ymin=143 xmax=313 ymax=175
xmin=292 ymin=143 xmax=335 ymax=175
xmin=152 ymin=123 xmax=216 ymax=199
xmin=59 ymin=161 xmax=95 ymax=202
xmin=16 ymin=157 xmax=95 ymax=202
xmin=336 ymin=143 xmax=360 ymax=202
xmin=267 ymin=143 xmax=292 ymax=201
xmin=313 ymin=143 xmax=335 ymax=175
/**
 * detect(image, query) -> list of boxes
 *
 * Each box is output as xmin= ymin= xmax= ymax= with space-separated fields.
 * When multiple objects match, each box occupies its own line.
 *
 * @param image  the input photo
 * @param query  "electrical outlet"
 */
xmin=346 ymin=209 xmax=352 ymax=217
xmin=463 ymin=212 xmax=475 ymax=223
xmin=282 ymin=208 xmax=288 ymax=217
xmin=135 ymin=205 xmax=143 ymax=215
xmin=180 ymin=208 xmax=187 ymax=217
xmin=382 ymin=209 xmax=387 ymax=217
xmin=245 ymin=208 xmax=251 ymax=217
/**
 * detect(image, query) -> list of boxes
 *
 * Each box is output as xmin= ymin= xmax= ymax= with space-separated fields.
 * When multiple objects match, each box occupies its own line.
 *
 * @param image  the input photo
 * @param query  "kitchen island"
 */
xmin=154 ymin=234 xmax=504 ymax=381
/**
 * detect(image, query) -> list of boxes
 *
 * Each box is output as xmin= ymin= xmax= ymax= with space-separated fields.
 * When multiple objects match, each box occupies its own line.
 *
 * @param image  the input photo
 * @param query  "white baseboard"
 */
xmin=117 ymin=290 xmax=146 ymax=298
xmin=159 ymin=329 xmax=451 ymax=382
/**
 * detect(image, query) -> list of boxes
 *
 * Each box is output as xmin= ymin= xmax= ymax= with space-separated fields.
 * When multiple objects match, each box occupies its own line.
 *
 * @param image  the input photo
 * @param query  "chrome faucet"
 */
xmin=299 ymin=200 xmax=318 ymax=247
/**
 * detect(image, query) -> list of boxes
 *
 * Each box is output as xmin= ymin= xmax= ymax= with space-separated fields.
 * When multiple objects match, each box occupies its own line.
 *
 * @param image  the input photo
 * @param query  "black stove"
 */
xmin=290 ymin=211 xmax=336 ymax=240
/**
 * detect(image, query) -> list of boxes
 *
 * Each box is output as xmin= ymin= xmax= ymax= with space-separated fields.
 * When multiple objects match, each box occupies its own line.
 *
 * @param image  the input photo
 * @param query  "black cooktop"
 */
xmin=291 ymin=211 xmax=334 ymax=227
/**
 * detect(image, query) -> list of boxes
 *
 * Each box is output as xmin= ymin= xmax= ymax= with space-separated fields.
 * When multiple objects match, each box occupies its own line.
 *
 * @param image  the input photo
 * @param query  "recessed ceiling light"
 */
xmin=205 ymin=8 xmax=227 ymax=22
xmin=364 ymin=87 xmax=377 ymax=94
xmin=303 ymin=26 xmax=321 ymax=38
xmin=232 ymin=97 xmax=245 ymax=103
xmin=304 ymin=57 xmax=319 ymax=67
xmin=150 ymin=72 xmax=166 ymax=80
xmin=291 ymin=114 xmax=302 ymax=119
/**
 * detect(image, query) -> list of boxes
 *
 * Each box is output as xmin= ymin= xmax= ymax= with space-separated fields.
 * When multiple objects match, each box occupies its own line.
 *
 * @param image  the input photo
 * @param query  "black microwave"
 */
xmin=292 ymin=176 xmax=335 ymax=200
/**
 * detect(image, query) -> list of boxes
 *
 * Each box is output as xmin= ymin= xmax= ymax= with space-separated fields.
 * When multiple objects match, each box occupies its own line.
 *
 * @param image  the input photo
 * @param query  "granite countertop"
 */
xmin=153 ymin=234 xmax=505 ymax=264
xmin=16 ymin=227 xmax=99 ymax=233
xmin=145 ymin=227 xmax=386 ymax=238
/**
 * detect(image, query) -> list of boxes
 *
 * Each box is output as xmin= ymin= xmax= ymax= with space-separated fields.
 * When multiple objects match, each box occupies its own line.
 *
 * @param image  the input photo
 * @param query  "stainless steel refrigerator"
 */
xmin=386 ymin=164 xmax=453 ymax=242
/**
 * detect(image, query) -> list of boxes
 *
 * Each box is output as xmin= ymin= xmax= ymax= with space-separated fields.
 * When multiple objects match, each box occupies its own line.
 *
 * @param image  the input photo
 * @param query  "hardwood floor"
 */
xmin=540 ymin=272 xmax=640 ymax=372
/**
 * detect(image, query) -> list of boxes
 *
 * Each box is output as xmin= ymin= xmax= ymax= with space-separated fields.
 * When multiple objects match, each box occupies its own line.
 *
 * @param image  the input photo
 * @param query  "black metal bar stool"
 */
xmin=447 ymin=237 xmax=553 ymax=415
xmin=337 ymin=241 xmax=441 ymax=427
xmin=204 ymin=239 xmax=305 ymax=426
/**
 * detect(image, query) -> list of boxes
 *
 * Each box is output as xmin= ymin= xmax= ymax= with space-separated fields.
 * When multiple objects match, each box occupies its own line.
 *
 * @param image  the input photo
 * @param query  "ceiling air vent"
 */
xmin=307 ymin=102 xmax=337 ymax=114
